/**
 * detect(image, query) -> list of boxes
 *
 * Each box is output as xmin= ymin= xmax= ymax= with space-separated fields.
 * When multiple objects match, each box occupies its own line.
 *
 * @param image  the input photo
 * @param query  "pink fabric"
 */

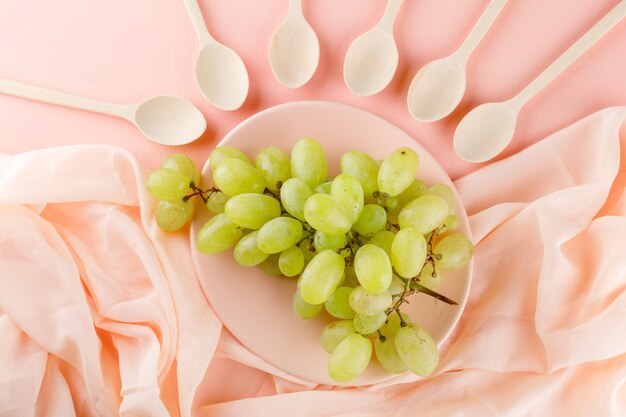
xmin=1 ymin=107 xmax=625 ymax=416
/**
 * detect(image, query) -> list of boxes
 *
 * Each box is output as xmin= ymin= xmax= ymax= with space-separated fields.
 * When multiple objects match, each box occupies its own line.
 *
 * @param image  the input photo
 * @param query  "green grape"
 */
xmin=224 ymin=193 xmax=281 ymax=229
xmin=429 ymin=183 xmax=456 ymax=214
xmin=391 ymin=227 xmax=427 ymax=279
xmin=418 ymin=262 xmax=442 ymax=290
xmin=205 ymin=191 xmax=230 ymax=214
xmin=196 ymin=213 xmax=244 ymax=254
xmin=353 ymin=312 xmax=387 ymax=335
xmin=375 ymin=318 xmax=408 ymax=374
xmin=314 ymin=181 xmax=332 ymax=194
xmin=293 ymin=290 xmax=323 ymax=319
xmin=388 ymin=274 xmax=405 ymax=296
xmin=279 ymin=245 xmax=305 ymax=277
xmin=303 ymin=194 xmax=352 ymax=237
xmin=146 ymin=168 xmax=190 ymax=201
xmin=155 ymin=200 xmax=194 ymax=232
xmin=280 ymin=178 xmax=313 ymax=222
xmin=255 ymin=147 xmax=291 ymax=192
xmin=161 ymin=154 xmax=201 ymax=186
xmin=394 ymin=323 xmax=439 ymax=376
xmin=313 ymin=231 xmax=347 ymax=252
xmin=299 ymin=250 xmax=345 ymax=305
xmin=354 ymin=244 xmax=392 ymax=293
xmin=340 ymin=149 xmax=380 ymax=198
xmin=442 ymin=214 xmax=459 ymax=232
xmin=340 ymin=266 xmax=359 ymax=288
xmin=398 ymin=194 xmax=448 ymax=234
xmin=299 ymin=239 xmax=316 ymax=262
xmin=258 ymin=253 xmax=283 ymax=276
xmin=291 ymin=138 xmax=328 ymax=188
xmin=325 ymin=287 xmax=356 ymax=319
xmin=434 ymin=234 xmax=473 ymax=270
xmin=378 ymin=148 xmax=419 ymax=197
xmin=349 ymin=286 xmax=392 ymax=316
xmin=331 ymin=173 xmax=364 ymax=223
xmin=387 ymin=179 xmax=428 ymax=220
xmin=327 ymin=334 xmax=372 ymax=383
xmin=257 ymin=217 xmax=303 ymax=254
xmin=234 ymin=231 xmax=269 ymax=266
xmin=209 ymin=146 xmax=252 ymax=169
xmin=368 ymin=230 xmax=395 ymax=258
xmin=320 ymin=320 xmax=356 ymax=353
xmin=352 ymin=204 xmax=387 ymax=237
xmin=213 ymin=158 xmax=266 ymax=196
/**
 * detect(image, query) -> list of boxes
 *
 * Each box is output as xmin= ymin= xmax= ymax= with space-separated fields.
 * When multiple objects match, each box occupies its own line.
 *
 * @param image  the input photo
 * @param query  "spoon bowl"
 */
xmin=134 ymin=96 xmax=207 ymax=146
xmin=195 ymin=43 xmax=249 ymax=111
xmin=270 ymin=19 xmax=319 ymax=88
xmin=344 ymin=30 xmax=398 ymax=96
xmin=453 ymin=102 xmax=518 ymax=163
xmin=407 ymin=58 xmax=467 ymax=122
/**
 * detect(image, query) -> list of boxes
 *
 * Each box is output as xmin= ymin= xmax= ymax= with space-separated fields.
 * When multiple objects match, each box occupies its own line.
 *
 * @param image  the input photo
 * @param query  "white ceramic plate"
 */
xmin=190 ymin=101 xmax=473 ymax=386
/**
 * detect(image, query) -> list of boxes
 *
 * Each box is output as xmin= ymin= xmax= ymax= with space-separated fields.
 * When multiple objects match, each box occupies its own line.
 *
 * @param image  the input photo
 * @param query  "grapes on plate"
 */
xmin=146 ymin=137 xmax=474 ymax=383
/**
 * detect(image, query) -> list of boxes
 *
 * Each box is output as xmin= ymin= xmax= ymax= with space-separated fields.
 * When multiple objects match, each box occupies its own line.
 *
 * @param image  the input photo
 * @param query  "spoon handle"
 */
xmin=288 ymin=0 xmax=303 ymax=19
xmin=456 ymin=0 xmax=509 ymax=62
xmin=512 ymin=1 xmax=626 ymax=108
xmin=377 ymin=0 xmax=404 ymax=34
xmin=0 ymin=79 xmax=130 ymax=119
xmin=182 ymin=0 xmax=215 ymax=47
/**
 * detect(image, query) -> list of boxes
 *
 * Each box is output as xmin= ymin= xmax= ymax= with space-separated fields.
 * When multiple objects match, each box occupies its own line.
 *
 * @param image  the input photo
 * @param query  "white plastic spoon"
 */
xmin=270 ymin=0 xmax=319 ymax=88
xmin=343 ymin=0 xmax=404 ymax=96
xmin=0 ymin=79 xmax=206 ymax=146
xmin=454 ymin=1 xmax=626 ymax=163
xmin=407 ymin=0 xmax=509 ymax=122
xmin=183 ymin=0 xmax=249 ymax=110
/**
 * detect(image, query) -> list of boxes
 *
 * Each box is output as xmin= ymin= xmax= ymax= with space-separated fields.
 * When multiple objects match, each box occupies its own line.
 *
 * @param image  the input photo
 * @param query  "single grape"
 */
xmin=434 ymin=234 xmax=473 ymax=270
xmin=209 ymin=146 xmax=252 ymax=169
xmin=234 ymin=231 xmax=269 ymax=266
xmin=299 ymin=239 xmax=316 ymax=262
xmin=303 ymin=193 xmax=352 ymax=237
xmin=349 ymin=286 xmax=392 ymax=316
xmin=375 ymin=320 xmax=408 ymax=374
xmin=391 ymin=227 xmax=427 ymax=279
xmin=398 ymin=194 xmax=448 ymax=234
xmin=429 ymin=183 xmax=456 ymax=214
xmin=331 ymin=173 xmax=364 ymax=223
xmin=418 ymin=262 xmax=442 ymax=290
xmin=255 ymin=147 xmax=291 ymax=192
xmin=291 ymin=138 xmax=328 ymax=188
xmin=352 ymin=204 xmax=387 ymax=237
xmin=161 ymin=154 xmax=201 ymax=186
xmin=325 ymin=287 xmax=356 ymax=319
xmin=313 ymin=231 xmax=347 ymax=252
xmin=442 ymin=214 xmax=459 ymax=232
xmin=340 ymin=149 xmax=379 ymax=198
xmin=196 ymin=213 xmax=244 ymax=254
xmin=258 ymin=253 xmax=283 ymax=277
xmin=293 ymin=290 xmax=323 ymax=319
xmin=387 ymin=179 xmax=428 ymax=220
xmin=280 ymin=178 xmax=313 ymax=222
xmin=384 ymin=312 xmax=411 ymax=332
xmin=155 ymin=199 xmax=194 ymax=232
xmin=146 ymin=168 xmax=190 ymax=201
xmin=299 ymin=250 xmax=345 ymax=305
xmin=213 ymin=158 xmax=266 ymax=196
xmin=394 ymin=323 xmax=439 ymax=376
xmin=327 ymin=334 xmax=372 ymax=383
xmin=257 ymin=217 xmax=303 ymax=254
xmin=314 ymin=181 xmax=332 ymax=194
xmin=367 ymin=230 xmax=395 ymax=258
xmin=387 ymin=274 xmax=405 ymax=296
xmin=224 ymin=193 xmax=281 ymax=229
xmin=354 ymin=244 xmax=392 ymax=293
xmin=378 ymin=148 xmax=419 ymax=197
xmin=320 ymin=320 xmax=356 ymax=353
xmin=205 ymin=191 xmax=230 ymax=214
xmin=353 ymin=312 xmax=387 ymax=335
xmin=279 ymin=245 xmax=305 ymax=277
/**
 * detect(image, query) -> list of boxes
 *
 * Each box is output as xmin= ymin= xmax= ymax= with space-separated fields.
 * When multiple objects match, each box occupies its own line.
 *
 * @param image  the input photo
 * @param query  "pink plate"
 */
xmin=190 ymin=101 xmax=473 ymax=386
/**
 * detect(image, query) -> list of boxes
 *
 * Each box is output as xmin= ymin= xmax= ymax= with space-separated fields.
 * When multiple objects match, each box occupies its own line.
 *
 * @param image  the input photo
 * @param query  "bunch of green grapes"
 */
xmin=147 ymin=139 xmax=474 ymax=383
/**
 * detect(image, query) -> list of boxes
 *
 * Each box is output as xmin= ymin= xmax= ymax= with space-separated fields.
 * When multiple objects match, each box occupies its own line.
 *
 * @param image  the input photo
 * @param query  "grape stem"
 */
xmin=183 ymin=182 xmax=218 ymax=204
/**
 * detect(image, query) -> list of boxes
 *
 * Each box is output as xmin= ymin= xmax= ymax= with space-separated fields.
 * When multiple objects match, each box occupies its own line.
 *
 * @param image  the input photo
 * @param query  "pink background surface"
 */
xmin=1 ymin=0 xmax=625 ymax=179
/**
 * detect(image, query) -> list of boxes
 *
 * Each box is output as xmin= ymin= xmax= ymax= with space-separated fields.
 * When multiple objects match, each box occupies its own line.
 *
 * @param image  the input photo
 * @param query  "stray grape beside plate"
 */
xmin=190 ymin=101 xmax=473 ymax=386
